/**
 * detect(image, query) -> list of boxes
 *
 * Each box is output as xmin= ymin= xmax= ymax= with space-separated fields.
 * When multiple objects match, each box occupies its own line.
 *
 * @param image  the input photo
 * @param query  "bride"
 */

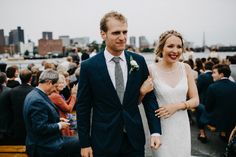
xmin=140 ymin=30 xmax=199 ymax=157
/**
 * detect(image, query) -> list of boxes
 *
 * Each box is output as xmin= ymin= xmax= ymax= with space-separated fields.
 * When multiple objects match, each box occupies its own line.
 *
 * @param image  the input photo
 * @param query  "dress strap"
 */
xmin=179 ymin=62 xmax=188 ymax=81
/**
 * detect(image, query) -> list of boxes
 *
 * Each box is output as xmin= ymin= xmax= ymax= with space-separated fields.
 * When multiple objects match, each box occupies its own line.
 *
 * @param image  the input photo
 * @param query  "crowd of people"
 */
xmin=0 ymin=11 xmax=236 ymax=157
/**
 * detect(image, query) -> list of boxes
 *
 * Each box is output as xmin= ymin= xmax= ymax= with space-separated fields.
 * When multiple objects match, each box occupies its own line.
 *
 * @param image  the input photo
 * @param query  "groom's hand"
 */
xmin=81 ymin=147 xmax=93 ymax=157
xmin=150 ymin=136 xmax=161 ymax=150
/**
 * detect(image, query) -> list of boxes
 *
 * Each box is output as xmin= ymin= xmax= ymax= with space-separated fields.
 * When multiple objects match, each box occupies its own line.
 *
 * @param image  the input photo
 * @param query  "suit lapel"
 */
xmin=124 ymin=51 xmax=132 ymax=90
xmin=96 ymin=52 xmax=120 ymax=103
xmin=123 ymin=51 xmax=135 ymax=104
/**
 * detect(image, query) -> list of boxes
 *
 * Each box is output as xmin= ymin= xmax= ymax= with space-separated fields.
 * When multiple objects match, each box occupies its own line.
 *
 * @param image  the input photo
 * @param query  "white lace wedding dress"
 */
xmin=149 ymin=62 xmax=191 ymax=157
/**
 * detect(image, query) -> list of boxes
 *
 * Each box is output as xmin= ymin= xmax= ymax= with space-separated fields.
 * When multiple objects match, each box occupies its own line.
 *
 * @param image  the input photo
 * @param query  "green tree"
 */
xmin=24 ymin=50 xmax=29 ymax=56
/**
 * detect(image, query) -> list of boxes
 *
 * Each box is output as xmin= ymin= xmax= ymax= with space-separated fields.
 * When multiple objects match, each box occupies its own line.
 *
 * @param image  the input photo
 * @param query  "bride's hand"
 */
xmin=140 ymin=76 xmax=153 ymax=96
xmin=155 ymin=105 xmax=178 ymax=119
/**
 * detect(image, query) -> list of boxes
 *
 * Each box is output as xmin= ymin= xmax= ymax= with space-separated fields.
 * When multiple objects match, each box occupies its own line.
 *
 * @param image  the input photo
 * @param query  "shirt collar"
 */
xmin=204 ymin=70 xmax=212 ymax=73
xmin=36 ymin=86 xmax=46 ymax=94
xmin=221 ymin=77 xmax=228 ymax=80
xmin=104 ymin=48 xmax=126 ymax=63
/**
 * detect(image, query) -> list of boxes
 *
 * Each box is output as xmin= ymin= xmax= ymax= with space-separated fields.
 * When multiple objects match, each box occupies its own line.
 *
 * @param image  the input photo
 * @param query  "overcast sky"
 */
xmin=1 ymin=0 xmax=236 ymax=47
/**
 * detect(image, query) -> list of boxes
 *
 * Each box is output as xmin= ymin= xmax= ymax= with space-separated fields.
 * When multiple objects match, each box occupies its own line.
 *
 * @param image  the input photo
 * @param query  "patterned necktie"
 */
xmin=112 ymin=56 xmax=124 ymax=103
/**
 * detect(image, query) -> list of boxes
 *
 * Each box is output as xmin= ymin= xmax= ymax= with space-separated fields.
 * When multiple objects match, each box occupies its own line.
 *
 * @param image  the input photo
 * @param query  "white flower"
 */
xmin=130 ymin=60 xmax=138 ymax=67
xmin=129 ymin=56 xmax=139 ymax=74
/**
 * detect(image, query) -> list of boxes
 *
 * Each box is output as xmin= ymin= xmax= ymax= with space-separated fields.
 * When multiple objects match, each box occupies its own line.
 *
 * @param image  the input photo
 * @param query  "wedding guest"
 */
xmin=196 ymin=61 xmax=214 ymax=143
xmin=9 ymin=69 xmax=34 ymax=144
xmin=59 ymin=71 xmax=71 ymax=100
xmin=6 ymin=65 xmax=20 ymax=88
xmin=194 ymin=58 xmax=204 ymax=75
xmin=49 ymin=74 xmax=77 ymax=136
xmin=23 ymin=69 xmax=80 ymax=157
xmin=0 ymin=72 xmax=12 ymax=144
xmin=30 ymin=66 xmax=41 ymax=87
xmin=205 ymin=64 xmax=236 ymax=139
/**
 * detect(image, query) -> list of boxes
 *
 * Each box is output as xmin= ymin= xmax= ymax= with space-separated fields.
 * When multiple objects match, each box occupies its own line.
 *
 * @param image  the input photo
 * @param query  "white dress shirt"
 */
xmin=104 ymin=49 xmax=128 ymax=90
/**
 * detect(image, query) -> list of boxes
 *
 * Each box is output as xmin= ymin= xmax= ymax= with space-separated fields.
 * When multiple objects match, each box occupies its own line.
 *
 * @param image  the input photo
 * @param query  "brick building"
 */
xmin=0 ymin=45 xmax=17 ymax=54
xmin=38 ymin=39 xmax=63 ymax=56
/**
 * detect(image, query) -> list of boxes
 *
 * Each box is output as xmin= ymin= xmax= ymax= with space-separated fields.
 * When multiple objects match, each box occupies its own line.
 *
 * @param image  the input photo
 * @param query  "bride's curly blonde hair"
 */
xmin=155 ymin=30 xmax=184 ymax=58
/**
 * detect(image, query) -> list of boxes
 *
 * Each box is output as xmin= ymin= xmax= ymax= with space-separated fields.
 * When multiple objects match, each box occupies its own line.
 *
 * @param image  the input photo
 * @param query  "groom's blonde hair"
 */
xmin=100 ymin=11 xmax=127 ymax=32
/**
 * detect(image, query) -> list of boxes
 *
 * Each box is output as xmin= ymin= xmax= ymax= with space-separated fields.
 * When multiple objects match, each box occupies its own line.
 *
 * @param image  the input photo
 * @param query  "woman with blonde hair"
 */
xmin=140 ymin=30 xmax=199 ymax=157
xmin=49 ymin=74 xmax=78 ymax=136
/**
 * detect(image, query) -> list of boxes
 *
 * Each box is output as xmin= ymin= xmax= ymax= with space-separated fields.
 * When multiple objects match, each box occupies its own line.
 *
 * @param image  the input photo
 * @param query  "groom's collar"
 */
xmin=104 ymin=48 xmax=126 ymax=63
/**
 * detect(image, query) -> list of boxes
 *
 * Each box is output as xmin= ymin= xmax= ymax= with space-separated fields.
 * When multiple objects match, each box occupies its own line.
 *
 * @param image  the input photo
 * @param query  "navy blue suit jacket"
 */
xmin=197 ymin=71 xmax=213 ymax=104
xmin=205 ymin=79 xmax=236 ymax=133
xmin=23 ymin=88 xmax=63 ymax=154
xmin=76 ymin=51 xmax=161 ymax=153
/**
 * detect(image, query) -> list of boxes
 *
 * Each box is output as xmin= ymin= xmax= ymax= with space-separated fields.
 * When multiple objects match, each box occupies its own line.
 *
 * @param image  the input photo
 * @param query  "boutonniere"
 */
xmin=129 ymin=56 xmax=139 ymax=74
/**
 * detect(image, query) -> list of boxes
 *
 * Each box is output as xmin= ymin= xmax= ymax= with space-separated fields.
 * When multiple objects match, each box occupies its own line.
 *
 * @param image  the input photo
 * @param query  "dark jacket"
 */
xmin=9 ymin=84 xmax=34 ymax=144
xmin=206 ymin=79 xmax=236 ymax=133
xmin=0 ymin=86 xmax=12 ymax=143
xmin=77 ymin=51 xmax=161 ymax=154
xmin=23 ymin=88 xmax=63 ymax=155
xmin=197 ymin=71 xmax=214 ymax=104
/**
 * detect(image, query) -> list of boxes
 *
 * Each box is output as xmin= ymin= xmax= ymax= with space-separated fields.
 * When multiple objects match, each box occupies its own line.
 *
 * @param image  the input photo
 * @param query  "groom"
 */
xmin=76 ymin=11 xmax=161 ymax=157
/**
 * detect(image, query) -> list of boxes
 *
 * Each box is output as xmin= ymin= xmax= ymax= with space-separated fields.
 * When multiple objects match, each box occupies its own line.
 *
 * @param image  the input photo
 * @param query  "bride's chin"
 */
xmin=167 ymin=58 xmax=178 ymax=63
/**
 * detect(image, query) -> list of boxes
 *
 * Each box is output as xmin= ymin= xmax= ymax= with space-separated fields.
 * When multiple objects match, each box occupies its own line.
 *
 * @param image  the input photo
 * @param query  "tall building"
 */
xmin=9 ymin=26 xmax=24 ymax=45
xmin=0 ymin=29 xmax=5 ymax=46
xmin=42 ymin=32 xmax=53 ymax=40
xmin=139 ymin=36 xmax=149 ymax=49
xmin=59 ymin=35 xmax=70 ymax=47
xmin=4 ymin=36 xmax=9 ymax=45
xmin=129 ymin=36 xmax=136 ymax=48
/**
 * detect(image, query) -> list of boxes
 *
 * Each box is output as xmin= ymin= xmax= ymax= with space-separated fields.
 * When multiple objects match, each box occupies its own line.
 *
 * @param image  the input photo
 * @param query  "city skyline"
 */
xmin=1 ymin=0 xmax=236 ymax=47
